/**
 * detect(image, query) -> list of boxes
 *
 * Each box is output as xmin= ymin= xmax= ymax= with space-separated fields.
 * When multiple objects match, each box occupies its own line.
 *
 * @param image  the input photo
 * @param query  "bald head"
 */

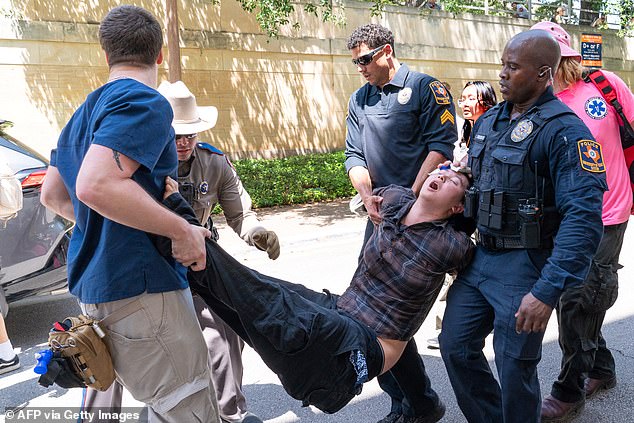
xmin=498 ymin=29 xmax=562 ymax=111
xmin=507 ymin=29 xmax=561 ymax=71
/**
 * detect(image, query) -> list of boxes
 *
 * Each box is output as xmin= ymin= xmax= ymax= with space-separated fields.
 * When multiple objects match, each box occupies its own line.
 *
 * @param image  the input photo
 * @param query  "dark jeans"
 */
xmin=440 ymin=248 xmax=549 ymax=423
xmin=551 ymin=221 xmax=627 ymax=403
xmin=360 ymin=219 xmax=440 ymax=417
xmin=188 ymin=239 xmax=384 ymax=414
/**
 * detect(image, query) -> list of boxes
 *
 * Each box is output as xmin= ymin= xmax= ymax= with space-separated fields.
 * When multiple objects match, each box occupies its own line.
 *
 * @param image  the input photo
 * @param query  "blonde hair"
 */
xmin=556 ymin=57 xmax=584 ymax=89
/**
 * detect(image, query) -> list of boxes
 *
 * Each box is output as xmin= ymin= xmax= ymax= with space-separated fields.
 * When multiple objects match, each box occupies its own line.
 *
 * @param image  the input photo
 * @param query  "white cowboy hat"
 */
xmin=157 ymin=80 xmax=218 ymax=134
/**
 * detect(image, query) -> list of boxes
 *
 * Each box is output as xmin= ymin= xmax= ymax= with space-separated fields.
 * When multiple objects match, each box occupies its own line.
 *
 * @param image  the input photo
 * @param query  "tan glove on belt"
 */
xmin=251 ymin=229 xmax=280 ymax=260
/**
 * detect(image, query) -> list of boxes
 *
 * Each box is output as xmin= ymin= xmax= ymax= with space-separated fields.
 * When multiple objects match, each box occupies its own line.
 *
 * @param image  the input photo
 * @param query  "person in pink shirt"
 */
xmin=531 ymin=22 xmax=634 ymax=422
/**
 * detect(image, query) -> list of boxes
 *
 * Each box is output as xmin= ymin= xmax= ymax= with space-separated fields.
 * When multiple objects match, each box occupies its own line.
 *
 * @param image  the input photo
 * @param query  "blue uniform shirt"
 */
xmin=345 ymin=64 xmax=457 ymax=189
xmin=471 ymin=88 xmax=607 ymax=307
xmin=51 ymin=79 xmax=188 ymax=304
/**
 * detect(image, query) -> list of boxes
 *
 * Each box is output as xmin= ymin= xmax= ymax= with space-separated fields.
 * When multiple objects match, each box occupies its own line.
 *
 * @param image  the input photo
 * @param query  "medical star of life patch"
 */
xmin=585 ymin=97 xmax=608 ymax=120
xmin=440 ymin=109 xmax=455 ymax=125
xmin=430 ymin=81 xmax=450 ymax=105
xmin=577 ymin=140 xmax=606 ymax=173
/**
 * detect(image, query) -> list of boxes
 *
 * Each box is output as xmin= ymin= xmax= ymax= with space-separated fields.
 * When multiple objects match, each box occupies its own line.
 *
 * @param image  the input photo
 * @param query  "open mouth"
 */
xmin=429 ymin=180 xmax=440 ymax=191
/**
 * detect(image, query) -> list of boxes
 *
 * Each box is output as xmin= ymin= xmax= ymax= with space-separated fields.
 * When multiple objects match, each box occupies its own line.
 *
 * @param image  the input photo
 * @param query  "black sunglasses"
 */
xmin=351 ymin=44 xmax=387 ymax=66
xmin=175 ymin=134 xmax=197 ymax=141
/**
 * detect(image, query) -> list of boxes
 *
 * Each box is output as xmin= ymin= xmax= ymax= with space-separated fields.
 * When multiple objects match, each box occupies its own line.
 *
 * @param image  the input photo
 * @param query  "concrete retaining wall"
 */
xmin=1 ymin=0 xmax=632 ymax=158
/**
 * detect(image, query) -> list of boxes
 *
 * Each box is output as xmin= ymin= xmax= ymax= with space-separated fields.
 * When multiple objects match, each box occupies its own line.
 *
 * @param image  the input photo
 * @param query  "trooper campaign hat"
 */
xmin=157 ymin=81 xmax=218 ymax=134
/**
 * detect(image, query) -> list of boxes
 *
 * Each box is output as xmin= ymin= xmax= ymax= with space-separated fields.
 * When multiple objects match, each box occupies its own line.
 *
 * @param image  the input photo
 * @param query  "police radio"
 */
xmin=179 ymin=182 xmax=196 ymax=206
xmin=463 ymin=186 xmax=478 ymax=219
xmin=518 ymin=162 xmax=543 ymax=249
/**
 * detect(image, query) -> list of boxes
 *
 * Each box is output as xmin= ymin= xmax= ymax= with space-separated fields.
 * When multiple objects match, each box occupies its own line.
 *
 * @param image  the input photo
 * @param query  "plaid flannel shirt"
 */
xmin=337 ymin=185 xmax=475 ymax=340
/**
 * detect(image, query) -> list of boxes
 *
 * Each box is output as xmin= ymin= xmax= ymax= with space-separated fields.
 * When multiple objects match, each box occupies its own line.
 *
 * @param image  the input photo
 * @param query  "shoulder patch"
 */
xmin=440 ymin=109 xmax=455 ymax=125
xmin=197 ymin=142 xmax=224 ymax=156
xmin=429 ymin=81 xmax=450 ymax=105
xmin=577 ymin=140 xmax=606 ymax=173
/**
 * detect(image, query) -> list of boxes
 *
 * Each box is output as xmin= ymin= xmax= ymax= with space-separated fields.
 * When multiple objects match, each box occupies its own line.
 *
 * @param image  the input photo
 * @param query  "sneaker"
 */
xmin=377 ymin=412 xmax=402 ymax=423
xmin=397 ymin=400 xmax=446 ymax=423
xmin=426 ymin=337 xmax=440 ymax=350
xmin=0 ymin=355 xmax=20 ymax=375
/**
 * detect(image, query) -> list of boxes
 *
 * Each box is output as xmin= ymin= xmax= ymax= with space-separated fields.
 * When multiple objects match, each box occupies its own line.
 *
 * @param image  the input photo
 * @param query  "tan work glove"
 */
xmin=251 ymin=229 xmax=280 ymax=260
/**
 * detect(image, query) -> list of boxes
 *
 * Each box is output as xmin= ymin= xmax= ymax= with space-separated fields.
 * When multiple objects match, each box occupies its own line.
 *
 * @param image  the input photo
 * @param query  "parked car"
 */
xmin=0 ymin=120 xmax=73 ymax=317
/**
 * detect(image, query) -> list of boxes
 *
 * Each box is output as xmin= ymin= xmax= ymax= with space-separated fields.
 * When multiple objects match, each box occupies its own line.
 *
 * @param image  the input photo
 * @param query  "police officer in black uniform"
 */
xmin=439 ymin=29 xmax=607 ymax=423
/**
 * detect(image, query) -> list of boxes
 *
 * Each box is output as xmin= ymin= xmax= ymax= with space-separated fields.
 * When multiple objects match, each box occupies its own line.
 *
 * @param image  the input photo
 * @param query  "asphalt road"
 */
xmin=1 ymin=200 xmax=633 ymax=422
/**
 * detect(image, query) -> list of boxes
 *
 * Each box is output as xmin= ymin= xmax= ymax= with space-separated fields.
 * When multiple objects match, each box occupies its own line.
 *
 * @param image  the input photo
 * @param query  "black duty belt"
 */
xmin=476 ymin=232 xmax=554 ymax=251
xmin=476 ymin=233 xmax=524 ymax=250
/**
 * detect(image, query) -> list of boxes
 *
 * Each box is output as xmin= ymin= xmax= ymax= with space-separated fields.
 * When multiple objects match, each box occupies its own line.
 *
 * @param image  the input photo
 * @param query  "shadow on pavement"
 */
xmin=255 ymin=199 xmax=358 ymax=228
xmin=3 ymin=291 xmax=633 ymax=423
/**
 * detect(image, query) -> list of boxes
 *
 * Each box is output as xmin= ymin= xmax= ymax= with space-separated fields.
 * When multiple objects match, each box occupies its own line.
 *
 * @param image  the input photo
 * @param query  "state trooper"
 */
xmin=162 ymin=81 xmax=278 ymax=423
xmin=81 ymin=81 xmax=277 ymax=423
xmin=438 ymin=29 xmax=607 ymax=423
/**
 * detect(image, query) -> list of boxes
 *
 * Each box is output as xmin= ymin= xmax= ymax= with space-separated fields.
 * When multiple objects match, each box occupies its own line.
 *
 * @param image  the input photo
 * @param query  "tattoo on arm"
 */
xmin=113 ymin=151 xmax=124 ymax=171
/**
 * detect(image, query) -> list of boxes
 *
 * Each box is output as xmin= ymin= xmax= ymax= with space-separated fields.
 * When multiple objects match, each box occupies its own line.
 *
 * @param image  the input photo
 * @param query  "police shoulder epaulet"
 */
xmin=197 ymin=143 xmax=224 ymax=156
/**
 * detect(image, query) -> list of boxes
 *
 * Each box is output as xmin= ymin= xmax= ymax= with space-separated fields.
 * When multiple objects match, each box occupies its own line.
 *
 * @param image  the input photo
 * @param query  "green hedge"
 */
xmin=224 ymin=150 xmax=356 ymax=209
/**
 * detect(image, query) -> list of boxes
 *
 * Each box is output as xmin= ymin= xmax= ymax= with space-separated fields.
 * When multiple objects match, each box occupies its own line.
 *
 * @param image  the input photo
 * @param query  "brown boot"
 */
xmin=541 ymin=395 xmax=585 ymax=422
xmin=584 ymin=376 xmax=616 ymax=400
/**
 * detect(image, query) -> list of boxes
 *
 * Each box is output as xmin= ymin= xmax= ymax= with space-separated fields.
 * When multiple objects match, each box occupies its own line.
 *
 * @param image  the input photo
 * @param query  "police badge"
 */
xmin=511 ymin=120 xmax=533 ymax=143
xmin=398 ymin=87 xmax=412 ymax=105
xmin=199 ymin=181 xmax=209 ymax=195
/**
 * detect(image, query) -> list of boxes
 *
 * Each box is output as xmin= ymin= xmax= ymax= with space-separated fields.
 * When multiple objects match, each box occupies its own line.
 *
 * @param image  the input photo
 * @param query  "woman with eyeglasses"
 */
xmin=427 ymin=80 xmax=497 ymax=352
xmin=455 ymin=81 xmax=498 ymax=163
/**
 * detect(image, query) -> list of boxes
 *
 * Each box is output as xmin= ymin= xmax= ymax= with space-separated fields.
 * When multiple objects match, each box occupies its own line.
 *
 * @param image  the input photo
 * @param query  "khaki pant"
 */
xmin=80 ymin=288 xmax=219 ymax=423
xmin=193 ymin=295 xmax=247 ymax=422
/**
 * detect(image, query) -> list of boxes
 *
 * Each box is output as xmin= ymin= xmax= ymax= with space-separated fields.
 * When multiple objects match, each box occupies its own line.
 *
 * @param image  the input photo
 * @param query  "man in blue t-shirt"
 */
xmin=40 ymin=5 xmax=219 ymax=422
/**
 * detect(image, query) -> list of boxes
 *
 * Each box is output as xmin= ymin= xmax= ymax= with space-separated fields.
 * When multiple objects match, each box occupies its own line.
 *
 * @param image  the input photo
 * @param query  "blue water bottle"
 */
xmin=34 ymin=349 xmax=53 ymax=375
